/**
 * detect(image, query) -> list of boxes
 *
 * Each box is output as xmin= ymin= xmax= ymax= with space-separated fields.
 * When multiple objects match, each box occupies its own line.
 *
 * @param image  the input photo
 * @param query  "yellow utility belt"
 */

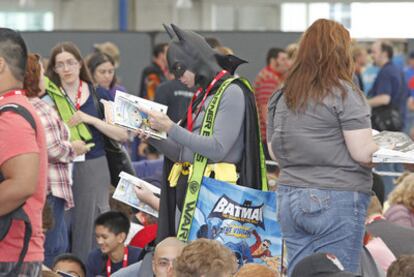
xmin=168 ymin=162 xmax=238 ymax=187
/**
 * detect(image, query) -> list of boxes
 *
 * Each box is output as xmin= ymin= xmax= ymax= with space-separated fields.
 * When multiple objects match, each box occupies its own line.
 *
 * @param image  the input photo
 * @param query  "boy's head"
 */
xmin=52 ymin=253 xmax=86 ymax=277
xmin=94 ymin=211 xmax=130 ymax=254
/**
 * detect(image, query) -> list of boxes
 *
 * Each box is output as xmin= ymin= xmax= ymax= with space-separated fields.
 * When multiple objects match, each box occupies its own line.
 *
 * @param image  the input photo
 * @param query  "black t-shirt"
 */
xmin=154 ymin=80 xmax=194 ymax=123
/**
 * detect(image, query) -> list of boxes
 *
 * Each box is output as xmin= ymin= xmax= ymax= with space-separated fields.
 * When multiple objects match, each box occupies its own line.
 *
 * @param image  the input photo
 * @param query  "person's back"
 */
xmin=269 ymin=86 xmax=372 ymax=192
xmin=0 ymin=28 xmax=47 ymax=276
xmin=267 ymin=19 xmax=378 ymax=275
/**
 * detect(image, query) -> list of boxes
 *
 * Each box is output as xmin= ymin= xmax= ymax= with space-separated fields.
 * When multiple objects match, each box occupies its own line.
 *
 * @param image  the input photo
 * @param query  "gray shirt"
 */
xmin=267 ymin=84 xmax=373 ymax=193
xmin=151 ymin=83 xmax=245 ymax=164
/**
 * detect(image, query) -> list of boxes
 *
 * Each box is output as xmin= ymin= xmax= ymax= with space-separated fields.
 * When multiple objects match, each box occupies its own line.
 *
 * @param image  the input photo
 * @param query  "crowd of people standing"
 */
xmin=0 ymin=17 xmax=414 ymax=277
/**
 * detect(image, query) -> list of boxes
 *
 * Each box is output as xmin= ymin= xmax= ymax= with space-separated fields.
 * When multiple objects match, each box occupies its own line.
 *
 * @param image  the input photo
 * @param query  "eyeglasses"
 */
xmin=54 ymin=59 xmax=79 ymax=71
xmin=156 ymin=258 xmax=175 ymax=268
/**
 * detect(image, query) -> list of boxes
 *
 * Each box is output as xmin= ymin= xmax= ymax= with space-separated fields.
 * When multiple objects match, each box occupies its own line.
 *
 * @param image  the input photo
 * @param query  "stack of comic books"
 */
xmin=372 ymin=131 xmax=414 ymax=163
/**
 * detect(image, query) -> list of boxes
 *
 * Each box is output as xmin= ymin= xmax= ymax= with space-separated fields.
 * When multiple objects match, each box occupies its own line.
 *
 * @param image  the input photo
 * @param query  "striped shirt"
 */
xmin=30 ymin=97 xmax=76 ymax=209
xmin=254 ymin=66 xmax=284 ymax=141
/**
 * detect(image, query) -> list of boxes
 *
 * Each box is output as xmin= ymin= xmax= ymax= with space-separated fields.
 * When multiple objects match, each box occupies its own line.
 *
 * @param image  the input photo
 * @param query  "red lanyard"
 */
xmin=75 ymin=80 xmax=83 ymax=110
xmin=0 ymin=89 xmax=26 ymax=101
xmin=106 ymin=247 xmax=129 ymax=277
xmin=186 ymin=70 xmax=228 ymax=131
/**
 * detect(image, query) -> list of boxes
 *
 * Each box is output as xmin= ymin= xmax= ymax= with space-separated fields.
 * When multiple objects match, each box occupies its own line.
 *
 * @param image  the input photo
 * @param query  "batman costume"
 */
xmin=149 ymin=24 xmax=267 ymax=243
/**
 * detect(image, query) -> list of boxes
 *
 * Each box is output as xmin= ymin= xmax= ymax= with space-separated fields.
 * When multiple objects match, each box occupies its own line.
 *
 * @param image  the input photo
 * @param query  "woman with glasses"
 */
xmin=87 ymin=52 xmax=126 ymax=99
xmin=24 ymin=53 xmax=89 ymax=266
xmin=45 ymin=41 xmax=128 ymax=262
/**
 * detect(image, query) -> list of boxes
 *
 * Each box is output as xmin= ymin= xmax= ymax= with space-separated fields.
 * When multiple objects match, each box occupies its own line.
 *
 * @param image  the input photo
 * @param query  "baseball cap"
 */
xmin=291 ymin=253 xmax=360 ymax=277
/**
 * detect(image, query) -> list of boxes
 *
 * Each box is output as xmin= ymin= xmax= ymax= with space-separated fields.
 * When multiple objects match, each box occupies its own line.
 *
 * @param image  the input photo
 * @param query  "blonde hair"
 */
xmin=215 ymin=46 xmax=234 ymax=55
xmin=388 ymin=173 xmax=414 ymax=210
xmin=285 ymin=43 xmax=298 ymax=60
xmin=366 ymin=195 xmax=383 ymax=217
xmin=174 ymin=239 xmax=237 ymax=277
xmin=234 ymin=263 xmax=279 ymax=277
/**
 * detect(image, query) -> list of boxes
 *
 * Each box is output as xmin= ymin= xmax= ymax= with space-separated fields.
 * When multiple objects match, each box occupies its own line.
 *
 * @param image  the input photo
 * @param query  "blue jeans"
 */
xmin=44 ymin=195 xmax=68 ymax=267
xmin=277 ymin=185 xmax=370 ymax=276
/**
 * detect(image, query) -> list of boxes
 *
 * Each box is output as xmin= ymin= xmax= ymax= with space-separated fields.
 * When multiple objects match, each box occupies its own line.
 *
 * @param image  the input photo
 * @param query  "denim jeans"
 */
xmin=277 ymin=185 xmax=370 ymax=276
xmin=44 ymin=195 xmax=68 ymax=267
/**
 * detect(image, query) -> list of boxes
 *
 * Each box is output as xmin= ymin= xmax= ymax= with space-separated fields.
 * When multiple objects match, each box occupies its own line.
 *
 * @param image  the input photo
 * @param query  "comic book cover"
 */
xmin=188 ymin=177 xmax=283 ymax=272
xmin=112 ymin=172 xmax=160 ymax=218
xmin=109 ymin=90 xmax=168 ymax=140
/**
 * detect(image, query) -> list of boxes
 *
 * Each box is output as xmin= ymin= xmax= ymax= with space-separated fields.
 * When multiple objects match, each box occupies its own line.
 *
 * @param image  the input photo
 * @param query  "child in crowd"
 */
xmin=52 ymin=254 xmax=86 ymax=277
xmin=86 ymin=211 xmax=142 ymax=277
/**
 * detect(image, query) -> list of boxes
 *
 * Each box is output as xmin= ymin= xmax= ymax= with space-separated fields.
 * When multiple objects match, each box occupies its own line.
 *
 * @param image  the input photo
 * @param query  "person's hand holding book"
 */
xmin=139 ymin=105 xmax=174 ymax=133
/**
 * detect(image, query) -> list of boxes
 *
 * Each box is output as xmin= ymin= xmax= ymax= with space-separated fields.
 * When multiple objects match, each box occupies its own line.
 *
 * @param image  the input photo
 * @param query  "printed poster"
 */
xmin=188 ymin=177 xmax=283 ymax=272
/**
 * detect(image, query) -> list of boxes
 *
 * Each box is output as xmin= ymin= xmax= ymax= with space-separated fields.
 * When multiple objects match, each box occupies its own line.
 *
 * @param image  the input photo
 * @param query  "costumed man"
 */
xmin=136 ymin=24 xmax=267 ymax=243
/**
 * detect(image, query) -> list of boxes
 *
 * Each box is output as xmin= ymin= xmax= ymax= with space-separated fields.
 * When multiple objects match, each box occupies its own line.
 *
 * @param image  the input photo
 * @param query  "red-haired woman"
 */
xmin=24 ymin=53 xmax=88 ymax=266
xmin=267 ymin=19 xmax=378 ymax=274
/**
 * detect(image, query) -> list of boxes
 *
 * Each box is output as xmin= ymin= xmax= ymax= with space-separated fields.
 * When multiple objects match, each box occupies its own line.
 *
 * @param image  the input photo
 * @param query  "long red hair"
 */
xmin=24 ymin=53 xmax=42 ymax=97
xmin=284 ymin=19 xmax=358 ymax=112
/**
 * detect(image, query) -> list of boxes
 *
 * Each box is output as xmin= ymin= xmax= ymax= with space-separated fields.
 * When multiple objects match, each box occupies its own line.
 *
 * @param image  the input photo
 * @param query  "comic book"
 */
xmin=112 ymin=171 xmax=160 ymax=218
xmin=188 ymin=177 xmax=284 ymax=273
xmin=372 ymin=131 xmax=414 ymax=163
xmin=102 ymin=90 xmax=168 ymax=140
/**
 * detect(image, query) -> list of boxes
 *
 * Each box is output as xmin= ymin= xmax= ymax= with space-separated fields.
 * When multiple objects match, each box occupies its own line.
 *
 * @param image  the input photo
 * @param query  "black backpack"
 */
xmin=0 ymin=103 xmax=36 ymax=276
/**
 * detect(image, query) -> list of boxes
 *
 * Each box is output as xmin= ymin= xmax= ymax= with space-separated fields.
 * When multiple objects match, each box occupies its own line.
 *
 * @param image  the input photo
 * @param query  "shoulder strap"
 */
xmin=0 ymin=103 xmax=36 ymax=133
xmin=0 ymin=103 xmax=34 ymax=276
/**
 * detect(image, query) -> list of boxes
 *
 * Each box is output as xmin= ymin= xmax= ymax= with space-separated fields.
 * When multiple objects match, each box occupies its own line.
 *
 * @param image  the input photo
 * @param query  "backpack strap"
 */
xmin=0 ymin=103 xmax=36 ymax=132
xmin=0 ymin=103 xmax=35 ymax=276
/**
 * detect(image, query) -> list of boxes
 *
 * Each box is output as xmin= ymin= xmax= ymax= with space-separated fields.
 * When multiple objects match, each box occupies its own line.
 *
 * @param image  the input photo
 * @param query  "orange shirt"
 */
xmin=0 ymin=94 xmax=47 ymax=262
